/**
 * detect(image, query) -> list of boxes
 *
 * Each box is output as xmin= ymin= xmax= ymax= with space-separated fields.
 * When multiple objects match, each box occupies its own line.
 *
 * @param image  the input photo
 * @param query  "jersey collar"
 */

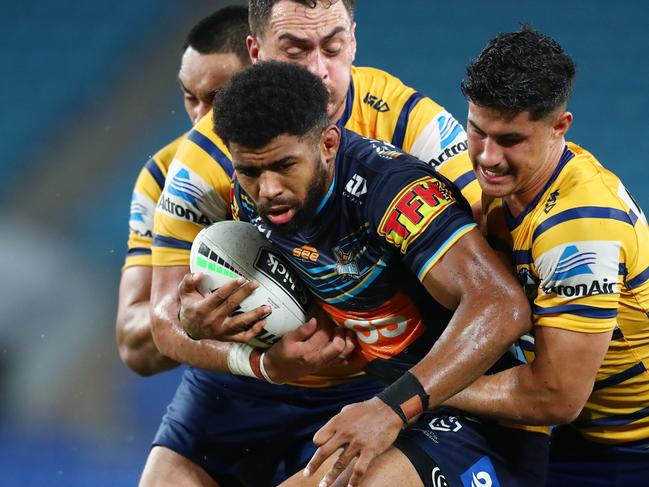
xmin=504 ymin=145 xmax=575 ymax=231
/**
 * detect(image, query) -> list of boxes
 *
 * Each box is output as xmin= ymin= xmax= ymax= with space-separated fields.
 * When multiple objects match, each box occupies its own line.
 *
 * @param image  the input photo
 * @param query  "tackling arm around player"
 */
xmin=152 ymin=0 xmax=482 ymax=378
xmin=115 ymin=7 xmax=251 ymax=376
xmin=443 ymin=27 xmax=649 ymax=487
xmin=214 ymin=61 xmax=544 ymax=487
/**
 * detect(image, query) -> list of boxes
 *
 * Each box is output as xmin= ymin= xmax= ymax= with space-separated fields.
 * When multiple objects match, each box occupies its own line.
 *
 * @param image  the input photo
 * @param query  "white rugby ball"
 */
xmin=190 ymin=220 xmax=312 ymax=348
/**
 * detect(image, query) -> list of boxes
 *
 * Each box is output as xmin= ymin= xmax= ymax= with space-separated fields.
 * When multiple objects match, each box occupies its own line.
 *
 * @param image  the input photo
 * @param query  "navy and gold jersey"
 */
xmin=232 ymin=129 xmax=477 ymax=381
xmin=486 ymin=142 xmax=649 ymax=447
xmin=124 ymin=134 xmax=185 ymax=269
xmin=153 ymin=65 xmax=478 ymax=269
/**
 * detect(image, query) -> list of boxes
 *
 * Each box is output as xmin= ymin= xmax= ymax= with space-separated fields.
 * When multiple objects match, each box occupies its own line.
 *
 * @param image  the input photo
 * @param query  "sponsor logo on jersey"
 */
xmin=292 ymin=245 xmax=320 ymax=262
xmin=431 ymin=466 xmax=449 ymax=487
xmin=363 ymin=92 xmax=390 ymax=112
xmin=333 ymin=245 xmax=361 ymax=280
xmin=254 ymin=248 xmax=311 ymax=312
xmin=438 ymin=114 xmax=464 ymax=150
xmin=158 ymin=167 xmax=212 ymax=225
xmin=551 ymin=245 xmax=595 ymax=281
xmin=157 ymin=195 xmax=211 ymax=225
xmin=362 ymin=137 xmax=402 ymax=160
xmin=168 ymin=168 xmax=203 ymax=205
xmin=429 ymin=140 xmax=468 ymax=166
xmin=536 ymin=242 xmax=620 ymax=298
xmin=428 ymin=415 xmax=462 ymax=433
xmin=460 ymin=456 xmax=501 ymax=487
xmin=378 ymin=177 xmax=453 ymax=253
xmin=344 ymin=174 xmax=368 ymax=199
xmin=544 ymin=190 xmax=560 ymax=213
xmin=129 ymin=190 xmax=154 ymax=237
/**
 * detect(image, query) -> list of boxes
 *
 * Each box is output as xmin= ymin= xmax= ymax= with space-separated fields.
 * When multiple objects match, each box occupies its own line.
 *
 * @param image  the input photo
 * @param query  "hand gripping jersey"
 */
xmin=232 ymin=130 xmax=477 ymax=382
xmin=153 ymin=65 xmax=479 ymax=268
xmin=485 ymin=142 xmax=649 ymax=447
xmin=123 ymin=134 xmax=185 ymax=269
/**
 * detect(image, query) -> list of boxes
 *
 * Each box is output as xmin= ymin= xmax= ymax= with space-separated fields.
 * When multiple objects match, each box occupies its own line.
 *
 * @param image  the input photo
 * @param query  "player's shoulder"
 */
xmin=153 ymin=133 xmax=187 ymax=169
xmin=340 ymin=128 xmax=424 ymax=174
xmin=548 ymin=142 xmax=630 ymax=214
xmin=352 ymin=65 xmax=442 ymax=109
xmin=177 ymin=110 xmax=231 ymax=162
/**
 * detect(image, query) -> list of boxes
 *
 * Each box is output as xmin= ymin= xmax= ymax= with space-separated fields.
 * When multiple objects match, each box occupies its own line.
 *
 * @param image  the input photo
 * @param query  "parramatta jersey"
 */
xmin=232 ymin=129 xmax=477 ymax=383
xmin=152 ymin=65 xmax=478 ymax=268
xmin=485 ymin=142 xmax=649 ymax=447
xmin=123 ymin=134 xmax=184 ymax=269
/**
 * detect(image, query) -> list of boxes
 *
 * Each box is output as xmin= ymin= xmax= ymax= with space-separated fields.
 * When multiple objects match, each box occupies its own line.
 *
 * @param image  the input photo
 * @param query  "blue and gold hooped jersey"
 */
xmin=152 ymin=65 xmax=478 ymax=269
xmin=123 ymin=134 xmax=185 ymax=269
xmin=486 ymin=142 xmax=649 ymax=447
xmin=232 ymin=129 xmax=477 ymax=381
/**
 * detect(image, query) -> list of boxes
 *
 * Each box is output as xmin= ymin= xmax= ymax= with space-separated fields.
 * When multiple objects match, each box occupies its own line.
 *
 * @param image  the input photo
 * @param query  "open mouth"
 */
xmin=479 ymin=165 xmax=509 ymax=182
xmin=265 ymin=206 xmax=295 ymax=225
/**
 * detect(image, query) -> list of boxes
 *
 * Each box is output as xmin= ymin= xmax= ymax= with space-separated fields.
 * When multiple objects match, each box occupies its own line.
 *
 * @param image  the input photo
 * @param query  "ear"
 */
xmin=350 ymin=22 xmax=357 ymax=62
xmin=321 ymin=124 xmax=341 ymax=162
xmin=553 ymin=111 xmax=573 ymax=138
xmin=247 ymin=35 xmax=261 ymax=63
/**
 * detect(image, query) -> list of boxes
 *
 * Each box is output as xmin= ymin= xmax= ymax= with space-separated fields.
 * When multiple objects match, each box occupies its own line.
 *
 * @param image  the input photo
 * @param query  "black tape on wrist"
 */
xmin=377 ymin=371 xmax=429 ymax=425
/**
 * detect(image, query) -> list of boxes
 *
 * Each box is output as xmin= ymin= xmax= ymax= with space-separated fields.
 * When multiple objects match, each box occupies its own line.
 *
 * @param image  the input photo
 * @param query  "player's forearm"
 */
xmin=444 ymin=363 xmax=581 ymax=425
xmin=150 ymin=292 xmax=232 ymax=371
xmin=116 ymin=300 xmax=179 ymax=376
xmin=412 ymin=295 xmax=530 ymax=409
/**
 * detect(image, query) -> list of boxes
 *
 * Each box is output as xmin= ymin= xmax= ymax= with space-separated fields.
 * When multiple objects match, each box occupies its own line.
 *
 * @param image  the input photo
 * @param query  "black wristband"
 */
xmin=377 ymin=371 xmax=429 ymax=425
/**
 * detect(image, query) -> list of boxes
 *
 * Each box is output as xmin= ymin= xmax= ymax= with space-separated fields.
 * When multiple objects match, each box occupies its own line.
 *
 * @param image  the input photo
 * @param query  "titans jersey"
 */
xmin=123 ymin=134 xmax=184 ymax=269
xmin=152 ymin=65 xmax=478 ymax=268
xmin=232 ymin=129 xmax=477 ymax=381
xmin=486 ymin=142 xmax=649 ymax=447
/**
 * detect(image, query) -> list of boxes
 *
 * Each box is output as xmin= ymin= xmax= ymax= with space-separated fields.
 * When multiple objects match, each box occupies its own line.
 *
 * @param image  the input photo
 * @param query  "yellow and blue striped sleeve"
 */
xmin=152 ymin=112 xmax=234 ymax=267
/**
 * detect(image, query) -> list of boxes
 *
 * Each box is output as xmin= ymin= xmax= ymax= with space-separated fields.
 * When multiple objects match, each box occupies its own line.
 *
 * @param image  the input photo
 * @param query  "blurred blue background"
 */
xmin=0 ymin=0 xmax=646 ymax=484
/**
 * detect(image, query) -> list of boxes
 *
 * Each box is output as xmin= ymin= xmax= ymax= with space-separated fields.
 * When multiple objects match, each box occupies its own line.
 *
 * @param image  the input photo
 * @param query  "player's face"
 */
xmin=179 ymin=47 xmax=246 ymax=125
xmin=248 ymin=0 xmax=356 ymax=123
xmin=467 ymin=103 xmax=572 ymax=211
xmin=230 ymin=126 xmax=340 ymax=235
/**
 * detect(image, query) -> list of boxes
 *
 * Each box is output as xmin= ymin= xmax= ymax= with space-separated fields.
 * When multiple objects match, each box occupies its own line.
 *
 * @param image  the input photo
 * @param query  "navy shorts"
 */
xmin=152 ymin=367 xmax=384 ymax=487
xmin=547 ymin=425 xmax=649 ymax=487
xmin=394 ymin=408 xmax=549 ymax=487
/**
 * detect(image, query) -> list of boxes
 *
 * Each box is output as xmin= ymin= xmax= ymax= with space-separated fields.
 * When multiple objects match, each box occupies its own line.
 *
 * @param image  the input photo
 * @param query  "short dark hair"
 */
xmin=249 ymin=0 xmax=355 ymax=36
xmin=461 ymin=25 xmax=576 ymax=120
xmin=213 ymin=61 xmax=329 ymax=149
xmin=184 ymin=6 xmax=250 ymax=64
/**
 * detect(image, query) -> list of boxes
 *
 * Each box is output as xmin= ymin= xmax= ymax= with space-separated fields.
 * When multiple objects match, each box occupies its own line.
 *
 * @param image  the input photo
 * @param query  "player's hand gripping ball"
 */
xmin=190 ymin=220 xmax=312 ymax=348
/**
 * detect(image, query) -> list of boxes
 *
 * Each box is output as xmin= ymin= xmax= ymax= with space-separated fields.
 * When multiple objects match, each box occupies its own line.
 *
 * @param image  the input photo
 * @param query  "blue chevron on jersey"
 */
xmin=550 ymin=245 xmax=595 ymax=281
xmin=168 ymin=168 xmax=203 ymax=206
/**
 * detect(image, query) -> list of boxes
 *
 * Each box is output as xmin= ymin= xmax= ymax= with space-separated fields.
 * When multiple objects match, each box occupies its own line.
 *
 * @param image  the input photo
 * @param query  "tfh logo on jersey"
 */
xmin=378 ymin=177 xmax=453 ymax=253
xmin=460 ymin=456 xmax=501 ymax=487
xmin=536 ymin=241 xmax=620 ymax=298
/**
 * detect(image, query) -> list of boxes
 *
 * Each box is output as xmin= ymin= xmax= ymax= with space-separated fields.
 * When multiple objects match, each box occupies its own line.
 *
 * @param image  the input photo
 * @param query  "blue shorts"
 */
xmin=394 ymin=408 xmax=549 ymax=487
xmin=152 ymin=368 xmax=384 ymax=487
xmin=547 ymin=425 xmax=649 ymax=487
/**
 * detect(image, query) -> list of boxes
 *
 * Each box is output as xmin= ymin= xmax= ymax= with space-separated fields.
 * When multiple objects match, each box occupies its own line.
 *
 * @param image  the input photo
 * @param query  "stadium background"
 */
xmin=0 ymin=0 xmax=646 ymax=484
